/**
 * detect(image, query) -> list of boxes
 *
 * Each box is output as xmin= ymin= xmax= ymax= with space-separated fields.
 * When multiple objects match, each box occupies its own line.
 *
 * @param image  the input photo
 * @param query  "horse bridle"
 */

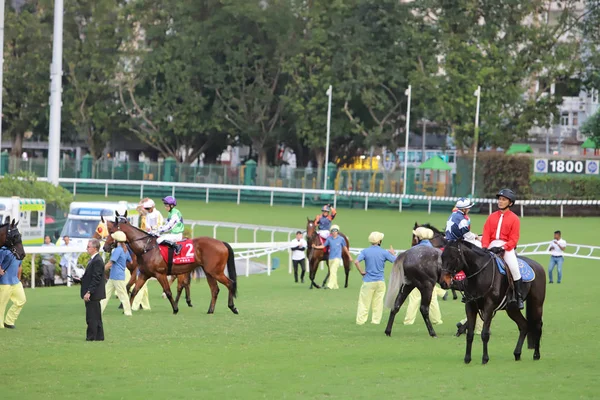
xmin=4 ymin=227 xmax=23 ymax=258
xmin=444 ymin=242 xmax=496 ymax=303
xmin=114 ymin=217 xmax=157 ymax=254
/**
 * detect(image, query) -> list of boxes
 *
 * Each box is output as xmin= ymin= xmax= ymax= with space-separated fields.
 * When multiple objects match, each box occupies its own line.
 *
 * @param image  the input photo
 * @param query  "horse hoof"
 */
xmin=385 ymin=330 xmax=391 ymax=337
xmin=230 ymin=307 xmax=239 ymax=315
xmin=187 ymin=302 xmax=193 ymax=308
xmin=533 ymin=354 xmax=540 ymax=361
xmin=173 ymin=309 xmax=179 ymax=315
xmin=464 ymin=356 xmax=471 ymax=364
xmin=514 ymin=353 xmax=521 ymax=361
xmin=431 ymin=335 xmax=438 ymax=339
xmin=482 ymin=358 xmax=489 ymax=365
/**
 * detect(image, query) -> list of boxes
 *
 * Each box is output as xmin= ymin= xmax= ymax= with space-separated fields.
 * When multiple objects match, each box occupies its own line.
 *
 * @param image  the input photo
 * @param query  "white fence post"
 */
xmin=428 ymin=199 xmax=432 ymax=214
xmin=73 ymin=182 xmax=77 ymax=197
xmin=234 ymin=226 xmax=239 ymax=243
xmin=104 ymin=183 xmax=108 ymax=198
xmin=364 ymin=194 xmax=369 ymax=211
xmin=246 ymin=257 xmax=250 ymax=277
xmin=213 ymin=224 xmax=218 ymax=239
xmin=237 ymin=189 xmax=241 ymax=205
xmin=270 ymin=191 xmax=274 ymax=206
xmin=140 ymin=184 xmax=144 ymax=199
xmin=301 ymin=192 xmax=305 ymax=208
xmin=206 ymin=188 xmax=209 ymax=203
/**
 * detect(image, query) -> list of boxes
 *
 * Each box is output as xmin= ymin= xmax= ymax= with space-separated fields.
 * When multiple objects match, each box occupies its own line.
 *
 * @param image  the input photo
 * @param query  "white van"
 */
xmin=0 ymin=197 xmax=46 ymax=245
xmin=57 ymin=201 xmax=140 ymax=247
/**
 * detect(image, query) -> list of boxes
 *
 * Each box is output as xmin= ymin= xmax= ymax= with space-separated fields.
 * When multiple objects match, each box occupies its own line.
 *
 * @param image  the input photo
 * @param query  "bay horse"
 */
xmin=94 ymin=221 xmax=193 ymax=308
xmin=106 ymin=212 xmax=238 ymax=315
xmin=442 ymin=239 xmax=546 ymax=364
xmin=305 ymin=218 xmax=351 ymax=289
xmin=412 ymin=221 xmax=459 ymax=301
xmin=383 ymin=243 xmax=446 ymax=338
xmin=0 ymin=220 xmax=26 ymax=260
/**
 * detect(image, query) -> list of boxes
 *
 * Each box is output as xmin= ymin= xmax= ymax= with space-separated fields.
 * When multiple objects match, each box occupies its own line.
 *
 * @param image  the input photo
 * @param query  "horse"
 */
xmin=441 ymin=239 xmax=546 ymax=364
xmin=94 ymin=221 xmax=193 ymax=308
xmin=105 ymin=212 xmax=238 ymax=315
xmin=412 ymin=221 xmax=459 ymax=301
xmin=383 ymin=242 xmax=447 ymax=338
xmin=0 ymin=220 xmax=26 ymax=260
xmin=305 ymin=218 xmax=352 ymax=289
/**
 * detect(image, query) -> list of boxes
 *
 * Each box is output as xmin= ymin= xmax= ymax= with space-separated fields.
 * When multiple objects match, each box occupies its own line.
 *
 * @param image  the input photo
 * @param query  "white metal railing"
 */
xmin=48 ymin=177 xmax=600 ymax=217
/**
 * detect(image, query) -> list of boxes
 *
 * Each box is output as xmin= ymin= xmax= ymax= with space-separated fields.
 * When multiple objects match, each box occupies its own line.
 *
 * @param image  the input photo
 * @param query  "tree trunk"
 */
xmin=315 ymin=148 xmax=324 ymax=189
xmin=257 ymin=146 xmax=268 ymax=186
xmin=11 ymin=132 xmax=23 ymax=157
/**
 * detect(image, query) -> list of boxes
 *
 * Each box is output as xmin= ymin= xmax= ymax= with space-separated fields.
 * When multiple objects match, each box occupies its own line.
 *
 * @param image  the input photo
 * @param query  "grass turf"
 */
xmin=2 ymin=195 xmax=599 ymax=399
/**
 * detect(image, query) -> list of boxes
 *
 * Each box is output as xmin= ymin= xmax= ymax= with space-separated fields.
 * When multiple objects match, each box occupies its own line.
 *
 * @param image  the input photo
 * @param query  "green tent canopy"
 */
xmin=581 ymin=138 xmax=598 ymax=149
xmin=418 ymin=156 xmax=452 ymax=171
xmin=506 ymin=144 xmax=533 ymax=155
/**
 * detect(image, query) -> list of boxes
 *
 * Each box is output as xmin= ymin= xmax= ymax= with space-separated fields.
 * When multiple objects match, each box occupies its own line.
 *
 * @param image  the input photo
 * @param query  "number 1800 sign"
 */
xmin=534 ymin=159 xmax=597 ymax=174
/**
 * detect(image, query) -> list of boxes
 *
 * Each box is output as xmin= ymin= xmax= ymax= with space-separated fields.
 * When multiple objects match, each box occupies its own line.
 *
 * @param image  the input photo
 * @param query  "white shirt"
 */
xmin=145 ymin=209 xmax=163 ymax=231
xmin=290 ymin=238 xmax=307 ymax=261
xmin=549 ymin=239 xmax=567 ymax=256
xmin=60 ymin=243 xmax=78 ymax=268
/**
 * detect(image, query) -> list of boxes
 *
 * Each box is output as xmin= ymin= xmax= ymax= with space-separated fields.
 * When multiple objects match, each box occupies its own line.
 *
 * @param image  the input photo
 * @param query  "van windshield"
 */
xmin=60 ymin=219 xmax=99 ymax=239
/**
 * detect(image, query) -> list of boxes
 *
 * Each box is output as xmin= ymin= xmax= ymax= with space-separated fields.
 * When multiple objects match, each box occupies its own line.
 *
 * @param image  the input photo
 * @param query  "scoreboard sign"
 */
xmin=534 ymin=159 xmax=599 ymax=175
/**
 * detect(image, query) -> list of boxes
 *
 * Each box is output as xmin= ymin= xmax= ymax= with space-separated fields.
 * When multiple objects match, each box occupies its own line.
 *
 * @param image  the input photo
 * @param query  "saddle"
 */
xmin=317 ymin=236 xmax=329 ymax=254
xmin=493 ymin=256 xmax=536 ymax=282
xmin=159 ymin=239 xmax=195 ymax=274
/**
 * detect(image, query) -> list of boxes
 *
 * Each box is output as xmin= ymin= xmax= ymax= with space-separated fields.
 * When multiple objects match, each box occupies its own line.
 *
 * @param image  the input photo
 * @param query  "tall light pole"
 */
xmin=402 ymin=85 xmax=412 ymax=195
xmin=47 ymin=0 xmax=64 ymax=185
xmin=323 ymin=85 xmax=332 ymax=190
xmin=471 ymin=85 xmax=481 ymax=197
xmin=0 ymin=0 xmax=5 ymax=175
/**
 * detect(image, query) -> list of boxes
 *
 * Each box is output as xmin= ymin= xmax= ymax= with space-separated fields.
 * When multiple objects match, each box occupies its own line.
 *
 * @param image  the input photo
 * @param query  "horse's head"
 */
xmin=4 ymin=220 xmax=26 ymax=260
xmin=306 ymin=217 xmax=316 ymax=237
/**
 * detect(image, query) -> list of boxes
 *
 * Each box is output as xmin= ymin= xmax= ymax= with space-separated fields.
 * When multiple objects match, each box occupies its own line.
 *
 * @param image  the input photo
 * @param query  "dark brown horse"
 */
xmin=105 ymin=212 xmax=238 ymax=315
xmin=95 ymin=221 xmax=193 ymax=308
xmin=305 ymin=218 xmax=351 ymax=289
xmin=442 ymin=239 xmax=546 ymax=364
xmin=0 ymin=220 xmax=26 ymax=260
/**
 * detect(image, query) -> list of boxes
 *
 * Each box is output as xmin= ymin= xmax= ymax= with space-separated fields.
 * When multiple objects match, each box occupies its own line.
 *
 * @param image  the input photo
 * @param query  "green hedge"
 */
xmin=530 ymin=175 xmax=600 ymax=199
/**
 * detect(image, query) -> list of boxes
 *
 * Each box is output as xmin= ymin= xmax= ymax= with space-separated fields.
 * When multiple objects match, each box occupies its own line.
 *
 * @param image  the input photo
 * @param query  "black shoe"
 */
xmin=174 ymin=244 xmax=182 ymax=254
xmin=513 ymin=279 xmax=525 ymax=310
xmin=455 ymin=322 xmax=467 ymax=337
xmin=4 ymin=323 xmax=15 ymax=329
xmin=549 ymin=281 xmax=553 ymax=284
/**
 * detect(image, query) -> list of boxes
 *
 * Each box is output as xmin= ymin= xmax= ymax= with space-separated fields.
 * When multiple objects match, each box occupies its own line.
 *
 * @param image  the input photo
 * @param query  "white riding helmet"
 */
xmin=143 ymin=199 xmax=155 ymax=208
xmin=455 ymin=197 xmax=474 ymax=209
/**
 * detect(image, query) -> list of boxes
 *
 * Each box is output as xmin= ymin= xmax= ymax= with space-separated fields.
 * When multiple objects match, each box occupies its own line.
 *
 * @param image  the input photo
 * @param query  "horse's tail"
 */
xmin=385 ymin=253 xmax=405 ymax=309
xmin=223 ymin=241 xmax=238 ymax=298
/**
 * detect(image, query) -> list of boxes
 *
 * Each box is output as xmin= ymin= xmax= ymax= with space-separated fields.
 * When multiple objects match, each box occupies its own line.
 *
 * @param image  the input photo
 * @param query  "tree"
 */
xmin=3 ymin=2 xmax=52 ymax=156
xmin=62 ymin=0 xmax=131 ymax=159
xmin=581 ymin=110 xmax=600 ymax=147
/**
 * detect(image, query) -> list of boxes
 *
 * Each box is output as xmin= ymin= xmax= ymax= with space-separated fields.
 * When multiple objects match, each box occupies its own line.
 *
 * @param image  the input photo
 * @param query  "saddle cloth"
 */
xmin=495 ymin=257 xmax=536 ymax=282
xmin=159 ymin=239 xmax=195 ymax=264
xmin=318 ymin=236 xmax=329 ymax=254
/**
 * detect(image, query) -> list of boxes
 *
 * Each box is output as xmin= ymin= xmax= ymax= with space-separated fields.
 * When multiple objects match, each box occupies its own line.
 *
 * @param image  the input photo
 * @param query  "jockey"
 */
xmin=445 ymin=197 xmax=482 ymax=247
xmin=138 ymin=198 xmax=164 ymax=233
xmin=156 ymin=196 xmax=184 ymax=254
xmin=481 ymin=188 xmax=523 ymax=309
xmin=413 ymin=227 xmax=434 ymax=247
xmin=315 ymin=204 xmax=336 ymax=240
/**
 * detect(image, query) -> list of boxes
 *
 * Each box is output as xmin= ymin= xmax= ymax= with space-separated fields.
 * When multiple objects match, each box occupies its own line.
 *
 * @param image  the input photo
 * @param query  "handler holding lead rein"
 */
xmin=481 ymin=188 xmax=524 ymax=310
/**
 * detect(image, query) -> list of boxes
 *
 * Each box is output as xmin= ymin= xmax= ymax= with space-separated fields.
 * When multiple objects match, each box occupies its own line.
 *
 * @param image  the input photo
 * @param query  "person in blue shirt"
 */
xmin=445 ymin=198 xmax=481 ymax=246
xmin=312 ymin=224 xmax=351 ymax=289
xmin=353 ymin=231 xmax=397 ymax=325
xmin=100 ymin=231 xmax=133 ymax=316
xmin=0 ymin=247 xmax=26 ymax=329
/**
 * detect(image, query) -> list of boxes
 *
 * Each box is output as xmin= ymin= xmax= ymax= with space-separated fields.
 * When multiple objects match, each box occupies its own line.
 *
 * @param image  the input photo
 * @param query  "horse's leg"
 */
xmin=417 ymin=285 xmax=437 ymax=338
xmin=384 ymin=284 xmax=414 ymax=337
xmin=129 ymin=275 xmax=147 ymax=306
xmin=506 ymin=307 xmax=529 ymax=361
xmin=322 ymin=260 xmax=330 ymax=288
xmin=174 ymin=276 xmax=184 ymax=310
xmin=126 ymin=267 xmax=137 ymax=293
xmin=452 ymin=288 xmax=458 ymax=300
xmin=463 ymin=301 xmax=478 ymax=364
xmin=155 ymin=273 xmax=179 ymax=315
xmin=343 ymin=253 xmax=351 ymax=288
xmin=213 ymin=272 xmax=238 ymax=314
xmin=309 ymin=257 xmax=321 ymax=289
xmin=480 ymin=306 xmax=496 ymax=365
xmin=184 ymin=273 xmax=193 ymax=307
xmin=205 ymin=274 xmax=219 ymax=314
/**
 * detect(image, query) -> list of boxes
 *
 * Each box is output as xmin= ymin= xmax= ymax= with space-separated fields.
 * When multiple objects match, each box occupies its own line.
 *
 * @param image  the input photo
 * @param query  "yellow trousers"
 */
xmin=132 ymin=280 xmax=151 ymax=311
xmin=101 ymin=279 xmax=132 ymax=316
xmin=460 ymin=316 xmax=484 ymax=334
xmin=356 ymin=281 xmax=386 ymax=325
xmin=0 ymin=282 xmax=26 ymax=327
xmin=326 ymin=258 xmax=342 ymax=289
xmin=403 ymin=286 xmax=445 ymax=325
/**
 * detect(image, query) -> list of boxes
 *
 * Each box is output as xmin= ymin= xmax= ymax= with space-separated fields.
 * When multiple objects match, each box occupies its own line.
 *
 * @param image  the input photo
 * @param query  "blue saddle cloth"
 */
xmin=495 ymin=256 xmax=535 ymax=282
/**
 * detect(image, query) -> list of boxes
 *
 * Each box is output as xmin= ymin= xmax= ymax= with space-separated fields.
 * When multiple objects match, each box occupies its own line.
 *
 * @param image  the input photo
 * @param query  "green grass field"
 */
xmin=2 ymin=196 xmax=599 ymax=399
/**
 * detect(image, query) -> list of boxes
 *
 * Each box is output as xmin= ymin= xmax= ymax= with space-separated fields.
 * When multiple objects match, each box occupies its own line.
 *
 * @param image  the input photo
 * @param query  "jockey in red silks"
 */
xmin=481 ymin=188 xmax=523 ymax=309
xmin=315 ymin=204 xmax=336 ymax=241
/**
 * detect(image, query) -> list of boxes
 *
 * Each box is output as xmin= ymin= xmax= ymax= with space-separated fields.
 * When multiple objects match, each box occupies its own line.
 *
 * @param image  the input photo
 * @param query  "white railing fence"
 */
xmin=47 ymin=177 xmax=600 ymax=218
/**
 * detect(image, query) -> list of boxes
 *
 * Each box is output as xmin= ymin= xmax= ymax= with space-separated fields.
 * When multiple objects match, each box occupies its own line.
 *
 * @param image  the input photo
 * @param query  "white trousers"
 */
xmin=489 ymin=239 xmax=520 ymax=280
xmin=318 ymin=230 xmax=330 ymax=240
xmin=157 ymin=233 xmax=183 ymax=244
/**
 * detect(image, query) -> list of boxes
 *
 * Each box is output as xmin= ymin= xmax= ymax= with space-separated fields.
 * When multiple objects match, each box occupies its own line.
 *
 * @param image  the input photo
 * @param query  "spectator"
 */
xmin=548 ymin=230 xmax=567 ymax=284
xmin=60 ymin=236 xmax=77 ymax=286
xmin=41 ymin=235 xmax=56 ymax=287
xmin=100 ymin=232 xmax=132 ymax=317
xmin=312 ymin=225 xmax=351 ymax=290
xmin=290 ymin=231 xmax=307 ymax=283
xmin=81 ymin=239 xmax=106 ymax=341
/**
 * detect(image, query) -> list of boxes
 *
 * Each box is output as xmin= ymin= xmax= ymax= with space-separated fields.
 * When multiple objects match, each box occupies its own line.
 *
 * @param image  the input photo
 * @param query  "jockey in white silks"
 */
xmin=139 ymin=198 xmax=164 ymax=233
xmin=445 ymin=197 xmax=482 ymax=247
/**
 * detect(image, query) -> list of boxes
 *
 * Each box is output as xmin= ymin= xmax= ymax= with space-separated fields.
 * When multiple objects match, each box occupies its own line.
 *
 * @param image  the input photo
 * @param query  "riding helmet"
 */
xmin=162 ymin=196 xmax=177 ymax=206
xmin=496 ymin=189 xmax=516 ymax=205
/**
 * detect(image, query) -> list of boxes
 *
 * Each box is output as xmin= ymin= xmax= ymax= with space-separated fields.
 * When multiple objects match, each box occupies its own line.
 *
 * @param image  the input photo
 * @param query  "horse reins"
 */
xmin=448 ymin=243 xmax=496 ymax=303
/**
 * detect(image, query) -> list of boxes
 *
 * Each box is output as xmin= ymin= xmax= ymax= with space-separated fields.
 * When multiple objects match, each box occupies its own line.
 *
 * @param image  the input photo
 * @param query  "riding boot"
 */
xmin=514 ymin=278 xmax=525 ymax=310
xmin=163 ymin=240 xmax=181 ymax=255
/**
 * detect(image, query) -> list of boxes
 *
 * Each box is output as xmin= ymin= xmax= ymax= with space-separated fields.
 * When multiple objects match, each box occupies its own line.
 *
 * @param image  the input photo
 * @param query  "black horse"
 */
xmin=384 ymin=234 xmax=450 ymax=338
xmin=441 ymin=239 xmax=546 ymax=364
